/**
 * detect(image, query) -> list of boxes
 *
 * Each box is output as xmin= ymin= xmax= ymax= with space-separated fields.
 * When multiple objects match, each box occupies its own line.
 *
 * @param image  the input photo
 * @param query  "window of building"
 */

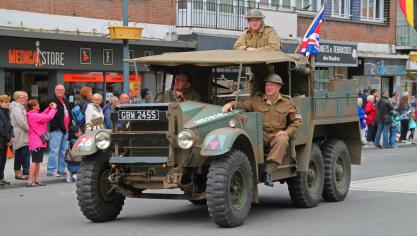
xmin=279 ymin=0 xmax=292 ymax=9
xmin=296 ymin=0 xmax=321 ymax=11
xmin=361 ymin=0 xmax=383 ymax=22
xmin=332 ymin=0 xmax=350 ymax=19
xmin=219 ymin=0 xmax=233 ymax=13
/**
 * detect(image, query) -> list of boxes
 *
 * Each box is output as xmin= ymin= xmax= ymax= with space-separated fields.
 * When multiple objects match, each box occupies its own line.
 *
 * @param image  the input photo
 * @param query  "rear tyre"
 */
xmin=206 ymin=150 xmax=253 ymax=228
xmin=321 ymin=139 xmax=351 ymax=202
xmin=76 ymin=152 xmax=125 ymax=222
xmin=287 ymin=143 xmax=324 ymax=208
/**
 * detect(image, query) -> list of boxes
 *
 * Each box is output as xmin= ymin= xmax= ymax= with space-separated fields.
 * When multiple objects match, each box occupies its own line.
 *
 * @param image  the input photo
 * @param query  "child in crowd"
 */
xmin=65 ymin=125 xmax=81 ymax=183
xmin=390 ymin=110 xmax=400 ymax=148
xmin=408 ymin=108 xmax=416 ymax=142
xmin=357 ymin=99 xmax=367 ymax=145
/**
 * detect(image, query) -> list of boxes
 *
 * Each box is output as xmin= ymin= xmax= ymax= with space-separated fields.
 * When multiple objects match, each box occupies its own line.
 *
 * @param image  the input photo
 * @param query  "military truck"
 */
xmin=73 ymin=50 xmax=361 ymax=228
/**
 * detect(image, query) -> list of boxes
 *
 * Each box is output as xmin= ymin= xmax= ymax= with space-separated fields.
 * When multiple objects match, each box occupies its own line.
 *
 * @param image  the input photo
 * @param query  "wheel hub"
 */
xmin=335 ymin=156 xmax=345 ymax=182
xmin=230 ymin=167 xmax=246 ymax=211
xmin=307 ymin=160 xmax=318 ymax=190
xmin=99 ymin=169 xmax=115 ymax=202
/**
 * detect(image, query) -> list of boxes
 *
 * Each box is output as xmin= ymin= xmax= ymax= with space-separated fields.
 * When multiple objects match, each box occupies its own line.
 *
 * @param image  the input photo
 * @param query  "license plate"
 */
xmin=118 ymin=110 xmax=159 ymax=120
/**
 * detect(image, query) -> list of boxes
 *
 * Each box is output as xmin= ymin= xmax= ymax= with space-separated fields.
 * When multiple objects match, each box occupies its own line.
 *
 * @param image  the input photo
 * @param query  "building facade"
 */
xmin=0 ymin=0 xmax=194 ymax=103
xmin=175 ymin=0 xmax=407 ymax=97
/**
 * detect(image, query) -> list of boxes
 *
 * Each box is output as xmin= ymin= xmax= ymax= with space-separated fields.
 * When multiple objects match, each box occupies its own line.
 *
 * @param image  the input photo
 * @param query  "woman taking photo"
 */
xmin=27 ymin=99 xmax=57 ymax=187
xmin=0 ymin=95 xmax=13 ymax=186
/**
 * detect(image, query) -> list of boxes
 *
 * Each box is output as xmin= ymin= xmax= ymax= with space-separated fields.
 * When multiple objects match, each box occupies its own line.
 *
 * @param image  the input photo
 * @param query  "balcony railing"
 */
xmin=176 ymin=0 xmax=260 ymax=31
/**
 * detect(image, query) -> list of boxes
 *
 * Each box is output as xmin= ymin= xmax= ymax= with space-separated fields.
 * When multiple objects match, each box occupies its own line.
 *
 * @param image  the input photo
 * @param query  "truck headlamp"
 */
xmin=95 ymin=131 xmax=111 ymax=150
xmin=229 ymin=119 xmax=237 ymax=128
xmin=177 ymin=130 xmax=195 ymax=149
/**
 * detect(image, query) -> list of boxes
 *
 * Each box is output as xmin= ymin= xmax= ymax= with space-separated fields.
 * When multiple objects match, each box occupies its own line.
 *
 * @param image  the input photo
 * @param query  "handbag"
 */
xmin=33 ymin=128 xmax=51 ymax=143
xmin=40 ymin=131 xmax=51 ymax=142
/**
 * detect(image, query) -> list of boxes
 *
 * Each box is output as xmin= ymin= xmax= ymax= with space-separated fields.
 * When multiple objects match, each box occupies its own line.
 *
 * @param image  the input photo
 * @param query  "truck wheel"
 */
xmin=206 ymin=150 xmax=253 ymax=228
xmin=321 ymin=139 xmax=351 ymax=202
xmin=76 ymin=151 xmax=125 ymax=222
xmin=287 ymin=143 xmax=324 ymax=208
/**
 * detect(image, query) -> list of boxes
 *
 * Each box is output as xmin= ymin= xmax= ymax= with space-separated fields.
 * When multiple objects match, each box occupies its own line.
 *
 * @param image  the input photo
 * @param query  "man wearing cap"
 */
xmin=233 ymin=9 xmax=281 ymax=51
xmin=156 ymin=73 xmax=200 ymax=102
xmin=222 ymin=74 xmax=303 ymax=187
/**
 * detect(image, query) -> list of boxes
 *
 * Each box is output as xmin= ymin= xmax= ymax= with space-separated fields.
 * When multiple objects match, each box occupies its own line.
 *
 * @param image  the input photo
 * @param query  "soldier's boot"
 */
xmin=263 ymin=161 xmax=278 ymax=187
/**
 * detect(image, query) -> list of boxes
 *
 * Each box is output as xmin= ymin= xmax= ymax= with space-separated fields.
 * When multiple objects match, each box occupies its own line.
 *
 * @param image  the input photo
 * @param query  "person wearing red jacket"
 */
xmin=365 ymin=95 xmax=377 ymax=143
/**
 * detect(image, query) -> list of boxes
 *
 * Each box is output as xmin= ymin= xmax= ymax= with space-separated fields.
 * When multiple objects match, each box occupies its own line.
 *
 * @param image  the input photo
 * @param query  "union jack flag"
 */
xmin=298 ymin=5 xmax=325 ymax=58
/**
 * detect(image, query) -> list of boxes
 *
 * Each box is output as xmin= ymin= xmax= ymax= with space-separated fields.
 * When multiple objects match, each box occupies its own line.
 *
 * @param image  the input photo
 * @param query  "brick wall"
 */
xmin=0 ymin=0 xmax=175 ymax=25
xmin=298 ymin=0 xmax=396 ymax=44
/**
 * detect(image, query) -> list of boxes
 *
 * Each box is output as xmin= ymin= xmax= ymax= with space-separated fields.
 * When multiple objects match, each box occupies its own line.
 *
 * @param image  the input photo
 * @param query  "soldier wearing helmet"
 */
xmin=233 ymin=9 xmax=281 ymax=51
xmin=222 ymin=74 xmax=303 ymax=187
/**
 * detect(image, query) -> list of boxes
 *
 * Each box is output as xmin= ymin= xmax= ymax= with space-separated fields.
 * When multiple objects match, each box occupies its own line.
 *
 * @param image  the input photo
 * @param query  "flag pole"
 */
xmin=294 ymin=0 xmax=328 ymax=54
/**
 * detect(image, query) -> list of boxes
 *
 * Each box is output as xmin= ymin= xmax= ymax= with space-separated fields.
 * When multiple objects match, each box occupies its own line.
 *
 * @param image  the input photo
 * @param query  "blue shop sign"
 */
xmin=364 ymin=58 xmax=407 ymax=76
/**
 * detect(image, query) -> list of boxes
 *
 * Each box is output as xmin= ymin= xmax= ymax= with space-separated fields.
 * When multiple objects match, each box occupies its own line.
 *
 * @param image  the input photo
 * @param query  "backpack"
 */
xmin=71 ymin=105 xmax=85 ymax=126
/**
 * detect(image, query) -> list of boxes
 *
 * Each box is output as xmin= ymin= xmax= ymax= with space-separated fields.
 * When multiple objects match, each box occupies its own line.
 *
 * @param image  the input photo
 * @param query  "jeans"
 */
xmin=389 ymin=129 xmax=397 ymax=148
xmin=375 ymin=122 xmax=390 ymax=148
xmin=14 ymin=146 xmax=30 ymax=175
xmin=47 ymin=131 xmax=68 ymax=174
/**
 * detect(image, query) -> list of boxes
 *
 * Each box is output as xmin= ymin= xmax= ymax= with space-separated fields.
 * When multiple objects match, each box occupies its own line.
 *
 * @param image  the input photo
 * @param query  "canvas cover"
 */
xmin=126 ymin=50 xmax=308 ymax=67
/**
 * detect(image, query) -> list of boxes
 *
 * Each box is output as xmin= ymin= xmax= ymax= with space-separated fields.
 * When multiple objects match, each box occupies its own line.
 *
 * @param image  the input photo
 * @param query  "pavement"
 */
xmin=362 ymin=134 xmax=417 ymax=150
xmin=1 ymin=155 xmax=66 ymax=189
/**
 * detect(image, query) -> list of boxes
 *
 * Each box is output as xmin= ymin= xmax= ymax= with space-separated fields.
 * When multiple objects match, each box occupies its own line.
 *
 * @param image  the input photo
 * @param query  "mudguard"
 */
xmin=70 ymin=129 xmax=111 ymax=157
xmin=200 ymin=128 xmax=253 ymax=157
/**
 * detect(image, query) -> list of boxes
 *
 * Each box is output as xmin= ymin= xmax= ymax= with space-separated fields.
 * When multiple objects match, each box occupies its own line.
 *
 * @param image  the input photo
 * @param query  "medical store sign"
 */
xmin=315 ymin=42 xmax=358 ymax=67
xmin=8 ymin=41 xmax=64 ymax=67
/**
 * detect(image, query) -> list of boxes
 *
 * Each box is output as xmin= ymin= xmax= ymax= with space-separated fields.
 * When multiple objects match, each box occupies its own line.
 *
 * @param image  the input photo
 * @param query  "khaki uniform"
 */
xmin=156 ymin=88 xmax=201 ymax=103
xmin=237 ymin=94 xmax=303 ymax=164
xmin=233 ymin=23 xmax=281 ymax=51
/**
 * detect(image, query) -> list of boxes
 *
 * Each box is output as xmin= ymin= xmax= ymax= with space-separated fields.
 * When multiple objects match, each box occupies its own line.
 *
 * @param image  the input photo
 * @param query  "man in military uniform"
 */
xmin=233 ymin=9 xmax=281 ymax=51
xmin=156 ymin=73 xmax=201 ymax=102
xmin=222 ymin=74 xmax=303 ymax=187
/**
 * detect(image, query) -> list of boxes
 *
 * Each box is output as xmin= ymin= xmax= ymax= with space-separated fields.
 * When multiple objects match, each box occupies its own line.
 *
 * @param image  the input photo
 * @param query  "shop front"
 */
xmin=406 ymin=52 xmax=417 ymax=97
xmin=0 ymin=30 xmax=195 ymax=106
xmin=351 ymin=57 xmax=407 ymax=97
xmin=315 ymin=41 xmax=359 ymax=92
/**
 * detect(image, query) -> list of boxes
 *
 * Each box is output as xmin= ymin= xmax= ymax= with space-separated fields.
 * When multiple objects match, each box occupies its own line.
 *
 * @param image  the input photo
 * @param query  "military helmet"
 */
xmin=265 ymin=74 xmax=284 ymax=84
xmin=245 ymin=9 xmax=265 ymax=20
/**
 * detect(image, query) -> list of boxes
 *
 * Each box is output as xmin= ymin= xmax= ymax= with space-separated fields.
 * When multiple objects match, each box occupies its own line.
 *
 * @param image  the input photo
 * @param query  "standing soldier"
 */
xmin=233 ymin=9 xmax=281 ymax=51
xmin=222 ymin=74 xmax=303 ymax=187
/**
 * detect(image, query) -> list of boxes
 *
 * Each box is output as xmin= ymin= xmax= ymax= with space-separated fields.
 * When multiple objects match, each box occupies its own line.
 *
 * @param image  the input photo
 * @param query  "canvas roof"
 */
xmin=126 ymin=50 xmax=307 ymax=66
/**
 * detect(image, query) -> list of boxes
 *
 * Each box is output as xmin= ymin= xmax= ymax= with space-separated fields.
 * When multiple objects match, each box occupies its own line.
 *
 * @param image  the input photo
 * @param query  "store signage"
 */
xmin=103 ymin=49 xmax=113 ymax=65
xmin=316 ymin=42 xmax=358 ymax=67
xmin=364 ymin=58 xmax=407 ymax=76
xmin=64 ymin=73 xmax=141 ymax=83
xmin=8 ymin=41 xmax=64 ymax=67
xmin=80 ymin=48 xmax=91 ymax=64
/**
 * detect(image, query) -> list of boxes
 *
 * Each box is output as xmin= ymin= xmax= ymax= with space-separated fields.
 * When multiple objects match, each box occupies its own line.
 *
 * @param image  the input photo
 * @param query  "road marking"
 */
xmin=351 ymin=172 xmax=417 ymax=194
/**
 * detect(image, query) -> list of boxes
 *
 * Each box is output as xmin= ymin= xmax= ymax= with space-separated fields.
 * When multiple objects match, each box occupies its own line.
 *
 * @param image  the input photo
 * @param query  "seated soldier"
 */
xmin=222 ymin=74 xmax=303 ymax=187
xmin=156 ymin=73 xmax=201 ymax=102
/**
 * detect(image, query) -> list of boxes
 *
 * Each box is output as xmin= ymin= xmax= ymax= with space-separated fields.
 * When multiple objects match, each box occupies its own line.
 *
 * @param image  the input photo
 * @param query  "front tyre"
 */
xmin=287 ymin=143 xmax=324 ymax=208
xmin=206 ymin=150 xmax=253 ymax=228
xmin=76 ymin=152 xmax=125 ymax=222
xmin=321 ymin=139 xmax=351 ymax=202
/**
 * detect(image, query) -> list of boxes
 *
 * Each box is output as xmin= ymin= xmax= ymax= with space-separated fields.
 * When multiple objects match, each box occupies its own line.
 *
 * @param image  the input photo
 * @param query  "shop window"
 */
xmin=360 ymin=0 xmax=383 ymax=23
xmin=332 ymin=0 xmax=351 ymax=19
xmin=64 ymin=72 xmax=142 ymax=105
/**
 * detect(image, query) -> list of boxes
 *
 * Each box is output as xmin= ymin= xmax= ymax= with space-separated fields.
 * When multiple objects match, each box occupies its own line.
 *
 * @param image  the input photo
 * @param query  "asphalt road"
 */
xmin=1 ymin=146 xmax=416 ymax=236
